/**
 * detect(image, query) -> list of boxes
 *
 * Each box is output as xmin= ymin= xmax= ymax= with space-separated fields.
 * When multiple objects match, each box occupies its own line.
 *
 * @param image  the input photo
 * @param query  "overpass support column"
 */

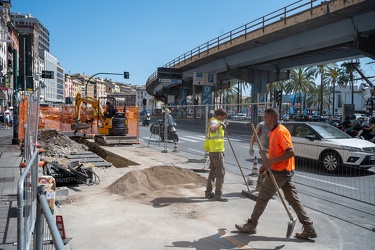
xmin=355 ymin=35 xmax=375 ymax=59
xmin=227 ymin=67 xmax=289 ymax=123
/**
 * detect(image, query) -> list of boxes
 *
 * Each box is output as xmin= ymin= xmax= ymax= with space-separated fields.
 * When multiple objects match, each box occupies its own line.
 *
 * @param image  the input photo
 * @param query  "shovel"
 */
xmin=222 ymin=125 xmax=253 ymax=198
xmin=250 ymin=123 xmax=297 ymax=240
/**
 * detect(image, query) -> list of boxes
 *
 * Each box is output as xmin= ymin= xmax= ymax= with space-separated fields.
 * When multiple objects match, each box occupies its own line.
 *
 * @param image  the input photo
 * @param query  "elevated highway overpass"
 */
xmin=146 ymin=0 xmax=375 ymax=104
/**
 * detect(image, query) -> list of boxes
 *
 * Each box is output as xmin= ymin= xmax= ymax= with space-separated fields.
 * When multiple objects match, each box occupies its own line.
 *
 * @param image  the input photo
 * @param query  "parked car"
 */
xmin=294 ymin=114 xmax=312 ymax=121
xmin=311 ymin=115 xmax=325 ymax=122
xmin=282 ymin=121 xmax=375 ymax=173
xmin=232 ymin=113 xmax=247 ymax=120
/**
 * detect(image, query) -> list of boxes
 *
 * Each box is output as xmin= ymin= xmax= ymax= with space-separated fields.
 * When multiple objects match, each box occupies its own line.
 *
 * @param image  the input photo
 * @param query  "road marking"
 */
xmin=225 ymin=138 xmax=242 ymax=142
xmin=295 ymin=174 xmax=358 ymax=190
xmin=188 ymin=148 xmax=203 ymax=154
xmin=178 ymin=137 xmax=200 ymax=142
xmin=185 ymin=135 xmax=205 ymax=140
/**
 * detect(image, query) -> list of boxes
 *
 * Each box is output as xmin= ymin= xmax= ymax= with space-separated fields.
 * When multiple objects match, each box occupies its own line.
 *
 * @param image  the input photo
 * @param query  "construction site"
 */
xmin=0 ymin=88 xmax=370 ymax=249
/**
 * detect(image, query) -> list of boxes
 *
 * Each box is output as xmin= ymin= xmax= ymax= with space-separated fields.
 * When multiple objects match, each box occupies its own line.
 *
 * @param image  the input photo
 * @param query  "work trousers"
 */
xmin=206 ymin=152 xmax=225 ymax=196
xmin=251 ymin=172 xmax=313 ymax=226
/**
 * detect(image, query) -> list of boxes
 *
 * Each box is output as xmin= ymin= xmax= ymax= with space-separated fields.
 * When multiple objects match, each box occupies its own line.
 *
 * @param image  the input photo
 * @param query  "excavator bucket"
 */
xmin=71 ymin=122 xmax=91 ymax=131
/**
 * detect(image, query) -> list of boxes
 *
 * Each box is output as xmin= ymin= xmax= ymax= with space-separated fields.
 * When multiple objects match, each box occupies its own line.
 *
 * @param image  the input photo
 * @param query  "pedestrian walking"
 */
xmin=249 ymin=121 xmax=270 ymax=191
xmin=235 ymin=107 xmax=317 ymax=239
xmin=4 ymin=107 xmax=12 ymax=130
xmin=203 ymin=108 xmax=228 ymax=202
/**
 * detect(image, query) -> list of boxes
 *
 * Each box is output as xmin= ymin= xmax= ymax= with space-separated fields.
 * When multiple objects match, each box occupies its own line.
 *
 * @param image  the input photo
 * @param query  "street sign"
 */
xmin=193 ymin=72 xmax=217 ymax=86
xmin=158 ymin=78 xmax=182 ymax=83
xmin=168 ymin=95 xmax=175 ymax=104
xmin=41 ymin=70 xmax=54 ymax=79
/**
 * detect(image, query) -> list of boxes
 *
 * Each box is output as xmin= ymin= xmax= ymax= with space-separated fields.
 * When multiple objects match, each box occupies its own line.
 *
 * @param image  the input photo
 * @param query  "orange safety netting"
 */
xmin=18 ymin=101 xmax=140 ymax=140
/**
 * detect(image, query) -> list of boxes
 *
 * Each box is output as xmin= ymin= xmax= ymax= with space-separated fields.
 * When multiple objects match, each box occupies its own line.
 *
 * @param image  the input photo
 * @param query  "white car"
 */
xmin=232 ymin=113 xmax=247 ymax=120
xmin=282 ymin=122 xmax=375 ymax=172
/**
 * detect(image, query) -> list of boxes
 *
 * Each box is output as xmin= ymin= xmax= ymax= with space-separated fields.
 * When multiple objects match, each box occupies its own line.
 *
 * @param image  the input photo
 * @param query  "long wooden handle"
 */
xmin=224 ymin=127 xmax=251 ymax=193
xmin=250 ymin=123 xmax=294 ymax=220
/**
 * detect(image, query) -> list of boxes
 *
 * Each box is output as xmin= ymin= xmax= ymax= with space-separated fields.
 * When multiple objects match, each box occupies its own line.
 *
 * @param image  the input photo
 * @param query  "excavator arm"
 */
xmin=71 ymin=93 xmax=104 ymax=133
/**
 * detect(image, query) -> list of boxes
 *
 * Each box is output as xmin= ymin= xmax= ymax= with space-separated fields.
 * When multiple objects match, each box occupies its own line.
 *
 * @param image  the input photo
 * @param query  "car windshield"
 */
xmin=309 ymin=123 xmax=351 ymax=139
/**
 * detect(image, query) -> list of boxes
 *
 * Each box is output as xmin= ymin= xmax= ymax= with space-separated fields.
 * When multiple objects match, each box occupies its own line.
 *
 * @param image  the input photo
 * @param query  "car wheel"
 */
xmin=321 ymin=151 xmax=342 ymax=173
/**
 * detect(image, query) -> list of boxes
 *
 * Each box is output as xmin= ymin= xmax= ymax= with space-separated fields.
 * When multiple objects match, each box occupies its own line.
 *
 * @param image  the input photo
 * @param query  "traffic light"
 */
xmin=124 ymin=71 xmax=130 ymax=79
xmin=276 ymin=90 xmax=282 ymax=103
xmin=41 ymin=70 xmax=54 ymax=79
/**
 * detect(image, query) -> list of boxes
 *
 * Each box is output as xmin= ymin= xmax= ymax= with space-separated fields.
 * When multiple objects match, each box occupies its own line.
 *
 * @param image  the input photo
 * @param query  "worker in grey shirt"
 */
xmin=249 ymin=121 xmax=271 ymax=191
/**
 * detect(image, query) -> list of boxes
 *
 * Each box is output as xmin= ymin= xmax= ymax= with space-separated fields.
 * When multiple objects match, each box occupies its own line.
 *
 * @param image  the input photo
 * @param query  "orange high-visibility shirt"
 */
xmin=269 ymin=124 xmax=295 ymax=172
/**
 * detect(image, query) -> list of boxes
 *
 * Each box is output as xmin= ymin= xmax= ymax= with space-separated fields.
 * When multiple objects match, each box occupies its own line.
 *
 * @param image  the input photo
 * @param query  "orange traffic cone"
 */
xmin=56 ymin=215 xmax=66 ymax=239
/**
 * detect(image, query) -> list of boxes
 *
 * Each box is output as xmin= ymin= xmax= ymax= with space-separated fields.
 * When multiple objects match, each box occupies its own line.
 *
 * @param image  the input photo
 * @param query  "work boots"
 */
xmin=204 ymin=191 xmax=214 ymax=199
xmin=295 ymin=223 xmax=317 ymax=239
xmin=235 ymin=219 xmax=257 ymax=234
xmin=209 ymin=195 xmax=228 ymax=202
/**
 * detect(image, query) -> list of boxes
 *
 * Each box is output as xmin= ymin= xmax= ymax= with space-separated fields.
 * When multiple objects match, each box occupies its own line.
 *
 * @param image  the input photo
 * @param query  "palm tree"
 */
xmin=324 ymin=65 xmax=340 ymax=116
xmin=338 ymin=60 xmax=360 ymax=104
xmin=305 ymin=84 xmax=331 ymax=111
xmin=284 ymin=68 xmax=316 ymax=114
xmin=313 ymin=63 xmax=337 ymax=115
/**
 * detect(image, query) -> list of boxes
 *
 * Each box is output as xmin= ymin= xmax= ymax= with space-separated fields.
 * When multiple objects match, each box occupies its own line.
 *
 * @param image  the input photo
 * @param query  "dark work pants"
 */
xmin=206 ymin=152 xmax=225 ymax=196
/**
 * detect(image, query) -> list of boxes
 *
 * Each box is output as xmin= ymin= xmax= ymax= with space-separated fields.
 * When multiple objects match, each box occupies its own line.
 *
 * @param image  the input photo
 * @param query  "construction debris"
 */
xmin=37 ymin=128 xmax=104 ymax=185
xmin=38 ymin=128 xmax=89 ymax=158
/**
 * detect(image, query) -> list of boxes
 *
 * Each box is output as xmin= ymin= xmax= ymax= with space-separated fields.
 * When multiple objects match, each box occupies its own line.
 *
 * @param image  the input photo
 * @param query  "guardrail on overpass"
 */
xmin=147 ymin=0 xmax=336 ymax=84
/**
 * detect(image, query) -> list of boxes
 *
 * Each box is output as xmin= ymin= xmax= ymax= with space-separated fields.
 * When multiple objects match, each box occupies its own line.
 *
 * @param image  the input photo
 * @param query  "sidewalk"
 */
xmin=0 ymin=124 xmax=22 ymax=250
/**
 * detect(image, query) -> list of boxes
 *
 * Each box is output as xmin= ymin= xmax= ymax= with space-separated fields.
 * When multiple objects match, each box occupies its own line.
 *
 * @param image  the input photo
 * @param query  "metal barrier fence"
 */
xmin=17 ymin=87 xmax=64 ymax=250
xmin=150 ymin=103 xmax=375 ymax=205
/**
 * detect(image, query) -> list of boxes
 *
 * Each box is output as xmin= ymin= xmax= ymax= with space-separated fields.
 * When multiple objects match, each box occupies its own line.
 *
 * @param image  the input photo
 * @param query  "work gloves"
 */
xmin=220 ymin=120 xmax=229 ymax=128
xmin=249 ymin=148 xmax=254 ymax=156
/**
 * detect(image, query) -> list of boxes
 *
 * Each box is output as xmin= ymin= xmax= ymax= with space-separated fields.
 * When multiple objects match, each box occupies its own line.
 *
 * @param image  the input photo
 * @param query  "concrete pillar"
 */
xmin=226 ymin=67 xmax=289 ymax=123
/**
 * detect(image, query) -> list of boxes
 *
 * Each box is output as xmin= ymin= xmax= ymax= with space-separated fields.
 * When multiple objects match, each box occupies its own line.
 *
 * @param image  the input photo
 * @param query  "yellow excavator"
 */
xmin=71 ymin=93 xmax=129 ymax=144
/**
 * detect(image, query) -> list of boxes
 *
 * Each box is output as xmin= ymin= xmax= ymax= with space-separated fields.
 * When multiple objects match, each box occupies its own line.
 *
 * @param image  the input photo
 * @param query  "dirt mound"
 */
xmin=38 ymin=128 xmax=88 ymax=157
xmin=107 ymin=165 xmax=207 ymax=199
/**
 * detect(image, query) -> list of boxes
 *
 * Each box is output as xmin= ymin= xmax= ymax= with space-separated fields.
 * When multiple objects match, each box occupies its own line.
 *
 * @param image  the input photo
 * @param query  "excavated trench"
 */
xmin=70 ymin=136 xmax=139 ymax=168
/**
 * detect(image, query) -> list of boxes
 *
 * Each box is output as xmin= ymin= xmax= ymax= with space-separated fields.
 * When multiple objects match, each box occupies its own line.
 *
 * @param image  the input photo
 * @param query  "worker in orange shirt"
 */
xmin=235 ymin=107 xmax=317 ymax=239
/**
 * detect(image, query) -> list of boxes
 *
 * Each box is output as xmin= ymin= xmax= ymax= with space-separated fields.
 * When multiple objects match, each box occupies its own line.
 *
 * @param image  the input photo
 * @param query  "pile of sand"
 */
xmin=107 ymin=165 xmax=207 ymax=199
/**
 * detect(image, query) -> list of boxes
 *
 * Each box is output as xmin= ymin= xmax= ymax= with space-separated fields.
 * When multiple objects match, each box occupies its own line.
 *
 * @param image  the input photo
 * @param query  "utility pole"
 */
xmin=12 ymin=49 xmax=19 ymax=145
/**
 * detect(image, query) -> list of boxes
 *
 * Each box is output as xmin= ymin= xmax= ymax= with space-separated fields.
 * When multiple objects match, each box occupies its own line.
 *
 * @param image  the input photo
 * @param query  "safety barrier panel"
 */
xmin=17 ymin=86 xmax=64 ymax=250
xmin=38 ymin=105 xmax=140 ymax=139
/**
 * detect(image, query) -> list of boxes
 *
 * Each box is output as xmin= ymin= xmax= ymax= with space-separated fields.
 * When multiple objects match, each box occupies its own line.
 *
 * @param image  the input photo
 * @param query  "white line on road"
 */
xmin=188 ymin=148 xmax=204 ymax=154
xmin=295 ymin=174 xmax=357 ymax=190
xmin=178 ymin=137 xmax=200 ymax=142
xmin=185 ymin=135 xmax=205 ymax=140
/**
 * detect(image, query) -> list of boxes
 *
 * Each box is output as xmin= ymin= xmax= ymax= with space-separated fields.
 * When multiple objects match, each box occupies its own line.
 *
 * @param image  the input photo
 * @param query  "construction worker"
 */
xmin=204 ymin=108 xmax=228 ymax=202
xmin=235 ymin=107 xmax=317 ymax=239
xmin=104 ymin=102 xmax=116 ymax=119
xmin=249 ymin=120 xmax=270 ymax=191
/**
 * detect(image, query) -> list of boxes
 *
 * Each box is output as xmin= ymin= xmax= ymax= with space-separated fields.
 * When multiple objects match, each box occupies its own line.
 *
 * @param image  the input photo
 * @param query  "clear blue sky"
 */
xmin=10 ymin=0 xmax=375 ymax=87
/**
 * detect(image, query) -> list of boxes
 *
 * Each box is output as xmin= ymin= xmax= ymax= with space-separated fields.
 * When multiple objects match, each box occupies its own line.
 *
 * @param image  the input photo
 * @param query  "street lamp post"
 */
xmin=85 ymin=72 xmax=129 ymax=96
xmin=12 ymin=49 xmax=19 ymax=145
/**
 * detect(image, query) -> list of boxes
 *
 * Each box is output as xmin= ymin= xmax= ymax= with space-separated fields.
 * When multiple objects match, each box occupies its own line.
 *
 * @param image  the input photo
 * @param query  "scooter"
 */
xmin=142 ymin=113 xmax=151 ymax=126
xmin=150 ymin=119 xmax=178 ymax=142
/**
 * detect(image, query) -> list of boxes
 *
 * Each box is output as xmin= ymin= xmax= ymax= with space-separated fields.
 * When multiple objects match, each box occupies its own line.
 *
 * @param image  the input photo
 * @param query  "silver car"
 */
xmin=282 ymin=122 xmax=375 ymax=172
